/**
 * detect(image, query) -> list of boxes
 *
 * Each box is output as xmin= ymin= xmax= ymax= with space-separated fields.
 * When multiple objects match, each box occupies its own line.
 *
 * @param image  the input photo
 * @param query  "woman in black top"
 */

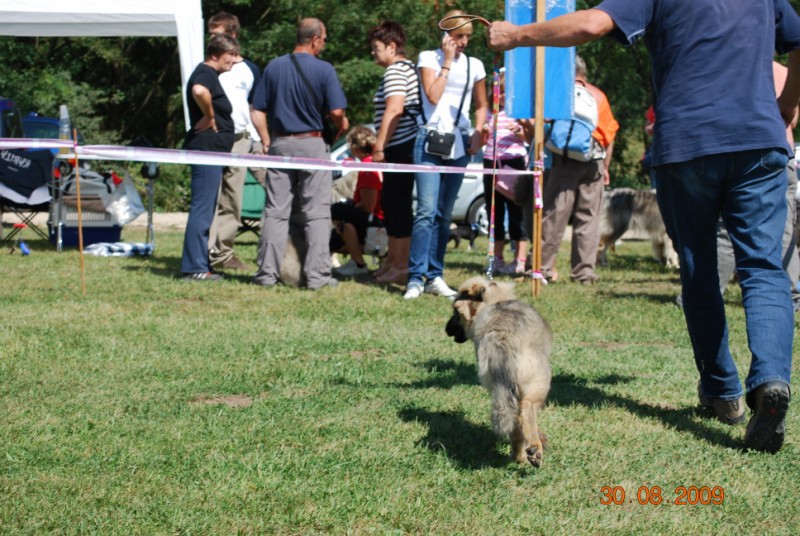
xmin=180 ymin=33 xmax=239 ymax=281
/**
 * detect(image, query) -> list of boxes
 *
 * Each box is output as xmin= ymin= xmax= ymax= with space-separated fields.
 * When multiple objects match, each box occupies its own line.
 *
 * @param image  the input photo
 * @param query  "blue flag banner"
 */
xmin=505 ymin=0 xmax=575 ymax=121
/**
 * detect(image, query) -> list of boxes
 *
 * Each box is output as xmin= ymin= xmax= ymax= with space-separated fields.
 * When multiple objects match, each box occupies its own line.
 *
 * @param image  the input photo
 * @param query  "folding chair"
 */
xmin=0 ymin=149 xmax=54 ymax=243
xmin=237 ymin=170 xmax=266 ymax=238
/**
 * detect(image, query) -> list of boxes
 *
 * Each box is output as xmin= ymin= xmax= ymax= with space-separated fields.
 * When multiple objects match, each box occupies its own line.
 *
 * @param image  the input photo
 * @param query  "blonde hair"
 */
xmin=442 ymin=9 xmax=473 ymax=33
xmin=346 ymin=126 xmax=377 ymax=153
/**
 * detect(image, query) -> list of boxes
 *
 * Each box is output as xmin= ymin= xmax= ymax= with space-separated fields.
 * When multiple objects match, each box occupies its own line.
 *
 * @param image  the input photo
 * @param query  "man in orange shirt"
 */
xmin=541 ymin=55 xmax=619 ymax=283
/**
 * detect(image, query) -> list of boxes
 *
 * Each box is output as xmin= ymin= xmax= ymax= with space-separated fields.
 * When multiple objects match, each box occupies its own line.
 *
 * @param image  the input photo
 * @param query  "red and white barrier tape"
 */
xmin=0 ymin=138 xmax=532 ymax=177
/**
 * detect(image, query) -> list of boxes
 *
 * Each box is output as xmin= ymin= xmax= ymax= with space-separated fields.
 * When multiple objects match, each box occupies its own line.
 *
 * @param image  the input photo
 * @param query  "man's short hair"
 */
xmin=575 ymin=55 xmax=588 ymax=79
xmin=297 ymin=18 xmax=324 ymax=46
xmin=347 ymin=126 xmax=377 ymax=154
xmin=208 ymin=12 xmax=240 ymax=36
xmin=368 ymin=21 xmax=407 ymax=57
xmin=206 ymin=33 xmax=240 ymax=59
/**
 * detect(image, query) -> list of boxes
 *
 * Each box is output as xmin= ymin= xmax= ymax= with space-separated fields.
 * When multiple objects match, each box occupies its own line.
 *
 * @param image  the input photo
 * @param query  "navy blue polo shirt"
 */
xmin=252 ymin=52 xmax=347 ymax=134
xmin=597 ymin=0 xmax=800 ymax=167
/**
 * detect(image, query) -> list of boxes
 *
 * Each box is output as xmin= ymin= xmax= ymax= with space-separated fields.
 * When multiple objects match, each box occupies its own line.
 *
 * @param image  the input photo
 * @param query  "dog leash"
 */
xmin=439 ymin=14 xmax=502 ymax=279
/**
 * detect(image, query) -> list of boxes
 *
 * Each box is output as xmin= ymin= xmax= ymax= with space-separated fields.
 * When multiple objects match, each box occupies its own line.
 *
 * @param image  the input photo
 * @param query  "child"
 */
xmin=330 ymin=126 xmax=384 ymax=277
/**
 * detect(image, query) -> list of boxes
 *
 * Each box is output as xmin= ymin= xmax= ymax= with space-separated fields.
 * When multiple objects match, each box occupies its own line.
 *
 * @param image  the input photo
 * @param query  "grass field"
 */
xmin=1 ymin=228 xmax=798 ymax=534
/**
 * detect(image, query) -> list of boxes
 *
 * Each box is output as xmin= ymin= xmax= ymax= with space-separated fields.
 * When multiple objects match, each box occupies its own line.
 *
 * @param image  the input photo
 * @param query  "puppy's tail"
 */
xmin=490 ymin=376 xmax=520 ymax=439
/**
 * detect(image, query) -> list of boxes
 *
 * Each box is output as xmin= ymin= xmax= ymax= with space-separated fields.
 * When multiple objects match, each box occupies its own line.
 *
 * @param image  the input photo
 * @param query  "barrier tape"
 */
xmin=0 ymin=138 xmax=533 ymax=177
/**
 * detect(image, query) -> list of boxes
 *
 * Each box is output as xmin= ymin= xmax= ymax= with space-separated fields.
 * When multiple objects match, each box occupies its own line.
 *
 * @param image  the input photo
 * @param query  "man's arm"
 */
xmin=250 ymin=108 xmax=270 ymax=153
xmin=778 ymin=49 xmax=800 ymax=127
xmin=489 ymin=8 xmax=616 ymax=51
xmin=329 ymin=108 xmax=349 ymax=140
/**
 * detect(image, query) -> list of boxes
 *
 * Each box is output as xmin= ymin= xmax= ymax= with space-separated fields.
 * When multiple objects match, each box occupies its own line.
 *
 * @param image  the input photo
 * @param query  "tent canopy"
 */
xmin=0 ymin=0 xmax=204 ymax=127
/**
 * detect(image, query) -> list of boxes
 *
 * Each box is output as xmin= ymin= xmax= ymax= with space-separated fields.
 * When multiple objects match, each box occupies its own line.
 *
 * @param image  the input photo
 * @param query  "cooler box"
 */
xmin=49 ymin=194 xmax=122 ymax=247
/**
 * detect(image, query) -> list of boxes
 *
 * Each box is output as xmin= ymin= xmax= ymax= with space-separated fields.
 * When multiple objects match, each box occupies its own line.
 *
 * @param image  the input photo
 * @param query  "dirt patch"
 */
xmin=189 ymin=394 xmax=253 ymax=408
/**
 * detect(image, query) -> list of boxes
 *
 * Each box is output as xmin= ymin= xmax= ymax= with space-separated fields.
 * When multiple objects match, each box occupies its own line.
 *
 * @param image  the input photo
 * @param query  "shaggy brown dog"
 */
xmin=598 ymin=187 xmax=679 ymax=269
xmin=445 ymin=277 xmax=553 ymax=467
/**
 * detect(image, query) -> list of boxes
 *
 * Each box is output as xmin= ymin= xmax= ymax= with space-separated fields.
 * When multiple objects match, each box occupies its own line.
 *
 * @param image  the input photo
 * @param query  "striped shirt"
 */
xmin=483 ymin=109 xmax=528 ymax=161
xmin=373 ymin=60 xmax=420 ymax=147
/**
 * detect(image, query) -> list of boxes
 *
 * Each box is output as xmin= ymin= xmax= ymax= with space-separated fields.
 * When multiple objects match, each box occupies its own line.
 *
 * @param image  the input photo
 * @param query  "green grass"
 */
xmin=1 ymin=229 xmax=798 ymax=534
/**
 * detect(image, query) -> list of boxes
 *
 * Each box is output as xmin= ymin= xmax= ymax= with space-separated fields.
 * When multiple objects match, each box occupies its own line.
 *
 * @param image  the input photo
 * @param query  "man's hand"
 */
xmin=488 ymin=21 xmax=519 ymax=52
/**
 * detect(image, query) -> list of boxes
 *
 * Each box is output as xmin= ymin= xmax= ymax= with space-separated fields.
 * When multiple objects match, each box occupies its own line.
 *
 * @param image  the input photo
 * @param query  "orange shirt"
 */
xmin=585 ymin=82 xmax=619 ymax=149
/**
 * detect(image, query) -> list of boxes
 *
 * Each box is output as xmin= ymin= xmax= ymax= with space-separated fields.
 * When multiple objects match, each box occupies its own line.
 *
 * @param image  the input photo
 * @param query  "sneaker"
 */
xmin=744 ymin=381 xmax=791 ymax=453
xmin=424 ymin=277 xmax=457 ymax=299
xmin=309 ymin=277 xmax=339 ymax=290
xmin=333 ymin=259 xmax=369 ymax=278
xmin=404 ymin=281 xmax=424 ymax=300
xmin=182 ymin=272 xmax=223 ymax=282
xmin=697 ymin=381 xmax=746 ymax=425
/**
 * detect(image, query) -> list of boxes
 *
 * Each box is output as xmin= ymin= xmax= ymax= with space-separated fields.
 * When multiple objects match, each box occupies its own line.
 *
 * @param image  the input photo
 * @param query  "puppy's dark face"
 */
xmin=445 ymin=309 xmax=468 ymax=343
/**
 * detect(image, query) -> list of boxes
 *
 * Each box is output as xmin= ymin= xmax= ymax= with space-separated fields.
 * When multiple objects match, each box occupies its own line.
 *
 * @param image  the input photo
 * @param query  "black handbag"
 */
xmin=424 ymin=130 xmax=457 ymax=157
xmin=420 ymin=56 xmax=471 ymax=159
xmin=289 ymin=54 xmax=338 ymax=146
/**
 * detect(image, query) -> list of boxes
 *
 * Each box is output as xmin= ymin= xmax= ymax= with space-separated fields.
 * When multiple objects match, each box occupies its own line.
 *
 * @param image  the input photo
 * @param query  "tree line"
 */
xmin=0 ymin=0 xmax=796 ymax=210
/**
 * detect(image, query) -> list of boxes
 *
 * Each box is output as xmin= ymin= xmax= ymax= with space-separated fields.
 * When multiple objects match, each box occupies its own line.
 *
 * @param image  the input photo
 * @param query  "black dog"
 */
xmin=449 ymin=223 xmax=480 ymax=250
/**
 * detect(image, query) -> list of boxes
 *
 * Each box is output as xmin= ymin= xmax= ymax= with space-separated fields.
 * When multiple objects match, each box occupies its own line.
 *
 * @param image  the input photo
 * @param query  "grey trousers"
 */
xmin=540 ymin=157 xmax=605 ymax=282
xmin=718 ymin=161 xmax=799 ymax=301
xmin=253 ymin=136 xmax=332 ymax=289
xmin=209 ymin=135 xmax=253 ymax=266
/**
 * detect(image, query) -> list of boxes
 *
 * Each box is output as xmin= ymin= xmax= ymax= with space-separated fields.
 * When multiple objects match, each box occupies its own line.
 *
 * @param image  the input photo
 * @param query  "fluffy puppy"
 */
xmin=445 ymin=277 xmax=553 ymax=467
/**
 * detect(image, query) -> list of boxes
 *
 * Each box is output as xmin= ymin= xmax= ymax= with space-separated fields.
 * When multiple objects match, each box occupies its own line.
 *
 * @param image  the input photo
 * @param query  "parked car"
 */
xmin=0 ymin=98 xmax=25 ymax=139
xmin=329 ymin=127 xmax=488 ymax=235
xmin=22 ymin=112 xmax=84 ymax=145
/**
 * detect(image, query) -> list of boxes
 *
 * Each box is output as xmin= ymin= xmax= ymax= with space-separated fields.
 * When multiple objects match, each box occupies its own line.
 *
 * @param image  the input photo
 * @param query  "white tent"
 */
xmin=0 ymin=0 xmax=204 ymax=127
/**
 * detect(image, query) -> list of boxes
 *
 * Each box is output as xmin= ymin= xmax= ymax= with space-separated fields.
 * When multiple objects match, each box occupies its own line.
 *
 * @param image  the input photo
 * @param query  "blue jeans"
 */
xmin=181 ymin=164 xmax=223 ymax=274
xmin=653 ymin=148 xmax=793 ymax=399
xmin=408 ymin=129 xmax=469 ymax=285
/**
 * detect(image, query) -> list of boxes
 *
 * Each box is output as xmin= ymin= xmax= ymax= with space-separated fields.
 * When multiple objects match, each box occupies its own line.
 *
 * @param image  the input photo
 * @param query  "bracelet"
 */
xmin=441 ymin=66 xmax=450 ymax=71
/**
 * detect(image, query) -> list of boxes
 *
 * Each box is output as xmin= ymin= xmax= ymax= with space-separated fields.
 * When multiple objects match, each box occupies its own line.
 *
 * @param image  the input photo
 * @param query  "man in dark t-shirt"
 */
xmin=488 ymin=0 xmax=800 ymax=453
xmin=251 ymin=17 xmax=349 ymax=290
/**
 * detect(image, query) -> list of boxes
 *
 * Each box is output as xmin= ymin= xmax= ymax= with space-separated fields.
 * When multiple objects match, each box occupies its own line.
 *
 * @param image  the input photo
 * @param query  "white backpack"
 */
xmin=546 ymin=82 xmax=605 ymax=162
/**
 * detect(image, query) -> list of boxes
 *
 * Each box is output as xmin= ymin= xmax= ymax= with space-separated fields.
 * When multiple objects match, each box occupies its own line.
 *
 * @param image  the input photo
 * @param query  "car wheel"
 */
xmin=467 ymin=197 xmax=488 ymax=236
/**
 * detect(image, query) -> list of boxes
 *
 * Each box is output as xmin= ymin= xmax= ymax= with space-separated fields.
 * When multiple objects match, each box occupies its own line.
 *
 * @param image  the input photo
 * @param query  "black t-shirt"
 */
xmin=183 ymin=63 xmax=234 ymax=152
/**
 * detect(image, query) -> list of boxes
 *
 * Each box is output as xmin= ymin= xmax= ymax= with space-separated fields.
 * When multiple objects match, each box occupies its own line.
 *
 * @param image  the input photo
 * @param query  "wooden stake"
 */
xmin=73 ymin=129 xmax=86 ymax=295
xmin=532 ymin=0 xmax=546 ymax=297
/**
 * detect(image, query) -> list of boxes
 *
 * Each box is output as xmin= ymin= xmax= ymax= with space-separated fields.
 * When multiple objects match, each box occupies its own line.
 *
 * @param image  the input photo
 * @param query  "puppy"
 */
xmin=598 ymin=187 xmax=679 ymax=269
xmin=445 ymin=277 xmax=553 ymax=467
xmin=449 ymin=223 xmax=480 ymax=250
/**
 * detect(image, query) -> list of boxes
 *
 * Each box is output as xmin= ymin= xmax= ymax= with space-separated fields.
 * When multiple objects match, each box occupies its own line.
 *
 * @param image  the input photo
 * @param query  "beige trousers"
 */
xmin=540 ymin=157 xmax=604 ymax=283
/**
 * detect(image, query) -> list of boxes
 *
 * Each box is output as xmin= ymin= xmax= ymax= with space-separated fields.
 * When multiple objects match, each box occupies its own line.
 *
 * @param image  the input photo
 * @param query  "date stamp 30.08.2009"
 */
xmin=600 ymin=486 xmax=725 ymax=506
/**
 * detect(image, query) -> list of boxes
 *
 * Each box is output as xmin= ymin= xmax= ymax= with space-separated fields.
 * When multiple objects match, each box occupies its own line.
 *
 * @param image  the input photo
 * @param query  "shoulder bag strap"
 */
xmin=453 ymin=56 xmax=471 ymax=131
xmin=289 ymin=54 xmax=324 ymax=116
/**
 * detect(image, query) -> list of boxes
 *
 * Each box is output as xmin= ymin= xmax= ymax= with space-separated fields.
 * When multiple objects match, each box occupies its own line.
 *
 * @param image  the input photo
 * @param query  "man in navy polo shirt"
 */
xmin=489 ymin=0 xmax=800 ymax=453
xmin=251 ymin=17 xmax=349 ymax=289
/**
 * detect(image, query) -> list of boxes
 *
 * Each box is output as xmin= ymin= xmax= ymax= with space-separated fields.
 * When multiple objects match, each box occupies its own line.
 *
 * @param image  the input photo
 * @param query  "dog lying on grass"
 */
xmin=598 ymin=187 xmax=679 ymax=269
xmin=445 ymin=277 xmax=552 ymax=467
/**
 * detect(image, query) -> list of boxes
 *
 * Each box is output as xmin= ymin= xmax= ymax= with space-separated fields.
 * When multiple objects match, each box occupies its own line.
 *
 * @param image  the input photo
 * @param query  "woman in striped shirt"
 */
xmin=369 ymin=20 xmax=421 ymax=283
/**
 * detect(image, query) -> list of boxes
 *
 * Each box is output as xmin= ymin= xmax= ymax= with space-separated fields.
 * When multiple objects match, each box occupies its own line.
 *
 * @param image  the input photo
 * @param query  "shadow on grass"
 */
xmin=550 ymin=373 xmax=740 ymax=449
xmin=398 ymin=406 xmax=510 ymax=469
xmin=394 ymin=366 xmax=739 ymax=456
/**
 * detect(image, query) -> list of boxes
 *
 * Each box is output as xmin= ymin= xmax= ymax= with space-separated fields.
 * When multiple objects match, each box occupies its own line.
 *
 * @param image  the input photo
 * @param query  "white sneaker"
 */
xmin=404 ymin=282 xmax=424 ymax=300
xmin=333 ymin=259 xmax=369 ymax=277
xmin=424 ymin=277 xmax=457 ymax=299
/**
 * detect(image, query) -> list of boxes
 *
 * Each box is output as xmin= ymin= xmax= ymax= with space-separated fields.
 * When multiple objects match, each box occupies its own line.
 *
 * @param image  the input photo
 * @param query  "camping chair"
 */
xmin=0 ymin=149 xmax=54 ymax=243
xmin=238 ymin=170 xmax=266 ymax=238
